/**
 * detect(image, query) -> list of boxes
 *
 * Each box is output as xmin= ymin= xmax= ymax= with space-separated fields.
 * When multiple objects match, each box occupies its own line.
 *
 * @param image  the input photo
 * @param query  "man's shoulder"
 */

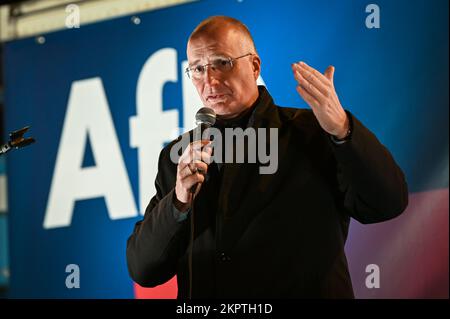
xmin=276 ymin=105 xmax=313 ymax=120
xmin=275 ymin=105 xmax=322 ymax=132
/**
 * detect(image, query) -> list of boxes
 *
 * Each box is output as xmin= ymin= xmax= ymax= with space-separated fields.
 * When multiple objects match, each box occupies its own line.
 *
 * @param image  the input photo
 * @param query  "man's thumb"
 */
xmin=324 ymin=65 xmax=335 ymax=82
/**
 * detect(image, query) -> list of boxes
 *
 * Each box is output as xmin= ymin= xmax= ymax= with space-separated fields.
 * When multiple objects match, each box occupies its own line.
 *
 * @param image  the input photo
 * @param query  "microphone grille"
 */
xmin=195 ymin=107 xmax=216 ymax=126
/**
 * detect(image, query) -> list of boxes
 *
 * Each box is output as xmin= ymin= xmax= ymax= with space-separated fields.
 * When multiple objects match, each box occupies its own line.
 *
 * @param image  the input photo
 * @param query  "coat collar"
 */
xmin=248 ymin=85 xmax=282 ymax=130
xmin=211 ymin=85 xmax=281 ymax=131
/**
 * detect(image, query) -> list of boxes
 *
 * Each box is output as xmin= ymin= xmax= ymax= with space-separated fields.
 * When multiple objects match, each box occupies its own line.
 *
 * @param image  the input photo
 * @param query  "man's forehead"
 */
xmin=187 ymin=33 xmax=244 ymax=62
xmin=187 ymin=42 xmax=233 ymax=62
xmin=188 ymin=34 xmax=231 ymax=51
xmin=188 ymin=46 xmax=231 ymax=59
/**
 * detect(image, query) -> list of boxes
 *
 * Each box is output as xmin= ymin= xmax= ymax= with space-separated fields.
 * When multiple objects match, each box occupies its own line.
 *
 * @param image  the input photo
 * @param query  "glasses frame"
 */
xmin=185 ymin=53 xmax=254 ymax=80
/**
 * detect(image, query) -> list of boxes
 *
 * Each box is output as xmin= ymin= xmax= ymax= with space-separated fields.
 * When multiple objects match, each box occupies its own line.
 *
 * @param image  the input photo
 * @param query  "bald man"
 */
xmin=127 ymin=16 xmax=408 ymax=298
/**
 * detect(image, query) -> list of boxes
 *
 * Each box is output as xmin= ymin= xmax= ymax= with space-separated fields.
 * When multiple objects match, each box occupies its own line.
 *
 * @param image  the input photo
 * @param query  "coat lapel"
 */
xmin=216 ymin=86 xmax=286 ymax=250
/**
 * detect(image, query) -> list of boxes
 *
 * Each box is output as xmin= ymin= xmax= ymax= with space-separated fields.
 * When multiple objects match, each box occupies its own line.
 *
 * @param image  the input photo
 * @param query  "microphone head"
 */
xmin=195 ymin=107 xmax=216 ymax=127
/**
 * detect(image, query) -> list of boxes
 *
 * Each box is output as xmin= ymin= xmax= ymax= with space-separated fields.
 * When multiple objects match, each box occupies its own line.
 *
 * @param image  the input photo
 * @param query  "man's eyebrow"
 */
xmin=189 ymin=59 xmax=200 ymax=67
xmin=188 ymin=54 xmax=229 ymax=67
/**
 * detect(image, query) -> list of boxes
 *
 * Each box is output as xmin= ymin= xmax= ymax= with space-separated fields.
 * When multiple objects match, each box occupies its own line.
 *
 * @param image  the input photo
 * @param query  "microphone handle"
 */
xmin=189 ymin=123 xmax=210 ymax=193
xmin=190 ymin=167 xmax=207 ymax=193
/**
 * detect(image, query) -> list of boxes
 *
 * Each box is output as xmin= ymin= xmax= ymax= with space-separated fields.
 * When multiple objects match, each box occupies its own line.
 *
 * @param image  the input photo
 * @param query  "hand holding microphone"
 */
xmin=174 ymin=107 xmax=216 ymax=211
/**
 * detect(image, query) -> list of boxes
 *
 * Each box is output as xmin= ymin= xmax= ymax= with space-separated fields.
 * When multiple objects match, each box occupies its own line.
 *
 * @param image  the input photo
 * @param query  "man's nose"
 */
xmin=203 ymin=67 xmax=220 ymax=86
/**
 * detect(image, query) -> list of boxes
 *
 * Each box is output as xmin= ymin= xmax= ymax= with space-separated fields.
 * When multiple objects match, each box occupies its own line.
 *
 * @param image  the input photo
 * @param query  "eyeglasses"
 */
xmin=185 ymin=53 xmax=253 ymax=80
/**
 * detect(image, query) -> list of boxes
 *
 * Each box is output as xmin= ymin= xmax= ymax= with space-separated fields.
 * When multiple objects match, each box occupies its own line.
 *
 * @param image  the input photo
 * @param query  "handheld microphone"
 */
xmin=190 ymin=107 xmax=216 ymax=193
xmin=187 ymin=107 xmax=216 ymax=299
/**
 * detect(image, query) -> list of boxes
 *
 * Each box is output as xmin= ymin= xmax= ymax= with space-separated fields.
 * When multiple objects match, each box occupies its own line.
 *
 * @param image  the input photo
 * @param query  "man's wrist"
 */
xmin=173 ymin=192 xmax=191 ymax=212
xmin=335 ymin=116 xmax=351 ymax=139
xmin=330 ymin=114 xmax=352 ymax=144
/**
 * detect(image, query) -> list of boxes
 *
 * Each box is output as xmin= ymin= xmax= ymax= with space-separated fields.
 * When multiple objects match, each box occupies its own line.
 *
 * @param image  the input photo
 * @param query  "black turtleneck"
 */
xmin=213 ymin=89 xmax=262 ymax=130
xmin=208 ymin=89 xmax=263 ymax=173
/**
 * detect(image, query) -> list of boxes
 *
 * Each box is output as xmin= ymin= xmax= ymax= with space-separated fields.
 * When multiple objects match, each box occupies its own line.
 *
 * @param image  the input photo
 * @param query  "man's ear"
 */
xmin=252 ymin=55 xmax=261 ymax=80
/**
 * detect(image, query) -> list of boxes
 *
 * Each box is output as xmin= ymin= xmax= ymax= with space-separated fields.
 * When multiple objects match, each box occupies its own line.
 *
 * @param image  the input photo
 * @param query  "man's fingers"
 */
xmin=203 ymin=144 xmax=213 ymax=156
xmin=293 ymin=63 xmax=328 ymax=96
xmin=297 ymin=67 xmax=329 ymax=97
xmin=179 ymin=139 xmax=210 ymax=158
xmin=186 ymin=150 xmax=212 ymax=165
xmin=175 ymin=140 xmax=211 ymax=203
xmin=179 ymin=140 xmax=212 ymax=165
xmin=179 ymin=160 xmax=208 ymax=178
xmin=298 ymin=61 xmax=331 ymax=87
xmin=179 ymin=150 xmax=212 ymax=167
xmin=294 ymin=70 xmax=326 ymax=104
xmin=324 ymin=65 xmax=335 ymax=83
xmin=199 ymin=150 xmax=212 ymax=164
xmin=191 ymin=160 xmax=208 ymax=174
xmin=191 ymin=140 xmax=212 ymax=151
xmin=181 ymin=172 xmax=205 ymax=189
xmin=190 ymin=141 xmax=212 ymax=163
xmin=296 ymin=85 xmax=320 ymax=109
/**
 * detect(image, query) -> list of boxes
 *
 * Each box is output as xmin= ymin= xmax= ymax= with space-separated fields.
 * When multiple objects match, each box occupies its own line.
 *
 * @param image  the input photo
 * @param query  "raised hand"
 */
xmin=292 ymin=62 xmax=349 ymax=139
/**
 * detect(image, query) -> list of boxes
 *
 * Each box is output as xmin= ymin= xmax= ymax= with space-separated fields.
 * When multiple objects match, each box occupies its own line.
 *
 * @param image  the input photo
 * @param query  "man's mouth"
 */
xmin=207 ymin=94 xmax=228 ymax=101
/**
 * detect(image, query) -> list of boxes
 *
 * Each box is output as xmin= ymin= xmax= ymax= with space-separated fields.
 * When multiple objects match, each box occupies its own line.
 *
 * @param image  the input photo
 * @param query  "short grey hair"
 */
xmin=188 ymin=16 xmax=257 ymax=53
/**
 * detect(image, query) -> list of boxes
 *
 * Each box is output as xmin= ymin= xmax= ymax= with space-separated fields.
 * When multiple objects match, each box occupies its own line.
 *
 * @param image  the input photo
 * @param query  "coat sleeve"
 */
xmin=330 ymin=112 xmax=409 ymax=224
xmin=126 ymin=148 xmax=188 ymax=287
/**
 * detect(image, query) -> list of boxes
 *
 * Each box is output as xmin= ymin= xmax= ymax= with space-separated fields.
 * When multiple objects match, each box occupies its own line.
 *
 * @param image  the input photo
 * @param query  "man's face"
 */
xmin=187 ymin=30 xmax=260 ymax=119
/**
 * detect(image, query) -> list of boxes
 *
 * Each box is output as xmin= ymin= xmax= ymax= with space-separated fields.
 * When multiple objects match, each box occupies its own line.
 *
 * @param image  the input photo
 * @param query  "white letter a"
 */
xmin=44 ymin=78 xmax=137 ymax=229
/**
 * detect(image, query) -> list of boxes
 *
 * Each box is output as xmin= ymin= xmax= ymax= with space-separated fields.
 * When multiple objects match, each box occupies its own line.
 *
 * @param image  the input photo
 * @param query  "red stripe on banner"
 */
xmin=346 ymin=188 xmax=449 ymax=298
xmin=134 ymin=276 xmax=177 ymax=299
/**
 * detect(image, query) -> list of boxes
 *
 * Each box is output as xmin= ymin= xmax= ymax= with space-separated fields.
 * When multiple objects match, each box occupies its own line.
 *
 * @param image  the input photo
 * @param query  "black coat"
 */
xmin=126 ymin=86 xmax=408 ymax=298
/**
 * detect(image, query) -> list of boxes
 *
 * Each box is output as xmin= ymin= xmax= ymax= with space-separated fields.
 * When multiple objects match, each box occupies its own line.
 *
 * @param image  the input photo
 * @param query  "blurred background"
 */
xmin=0 ymin=0 xmax=448 ymax=298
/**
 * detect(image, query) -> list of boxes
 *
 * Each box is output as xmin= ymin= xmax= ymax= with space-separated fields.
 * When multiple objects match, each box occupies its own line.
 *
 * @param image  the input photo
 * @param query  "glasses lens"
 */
xmin=188 ymin=58 xmax=234 ymax=80
xmin=189 ymin=65 xmax=204 ymax=80
xmin=213 ymin=58 xmax=232 ymax=72
xmin=194 ymin=65 xmax=205 ymax=74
